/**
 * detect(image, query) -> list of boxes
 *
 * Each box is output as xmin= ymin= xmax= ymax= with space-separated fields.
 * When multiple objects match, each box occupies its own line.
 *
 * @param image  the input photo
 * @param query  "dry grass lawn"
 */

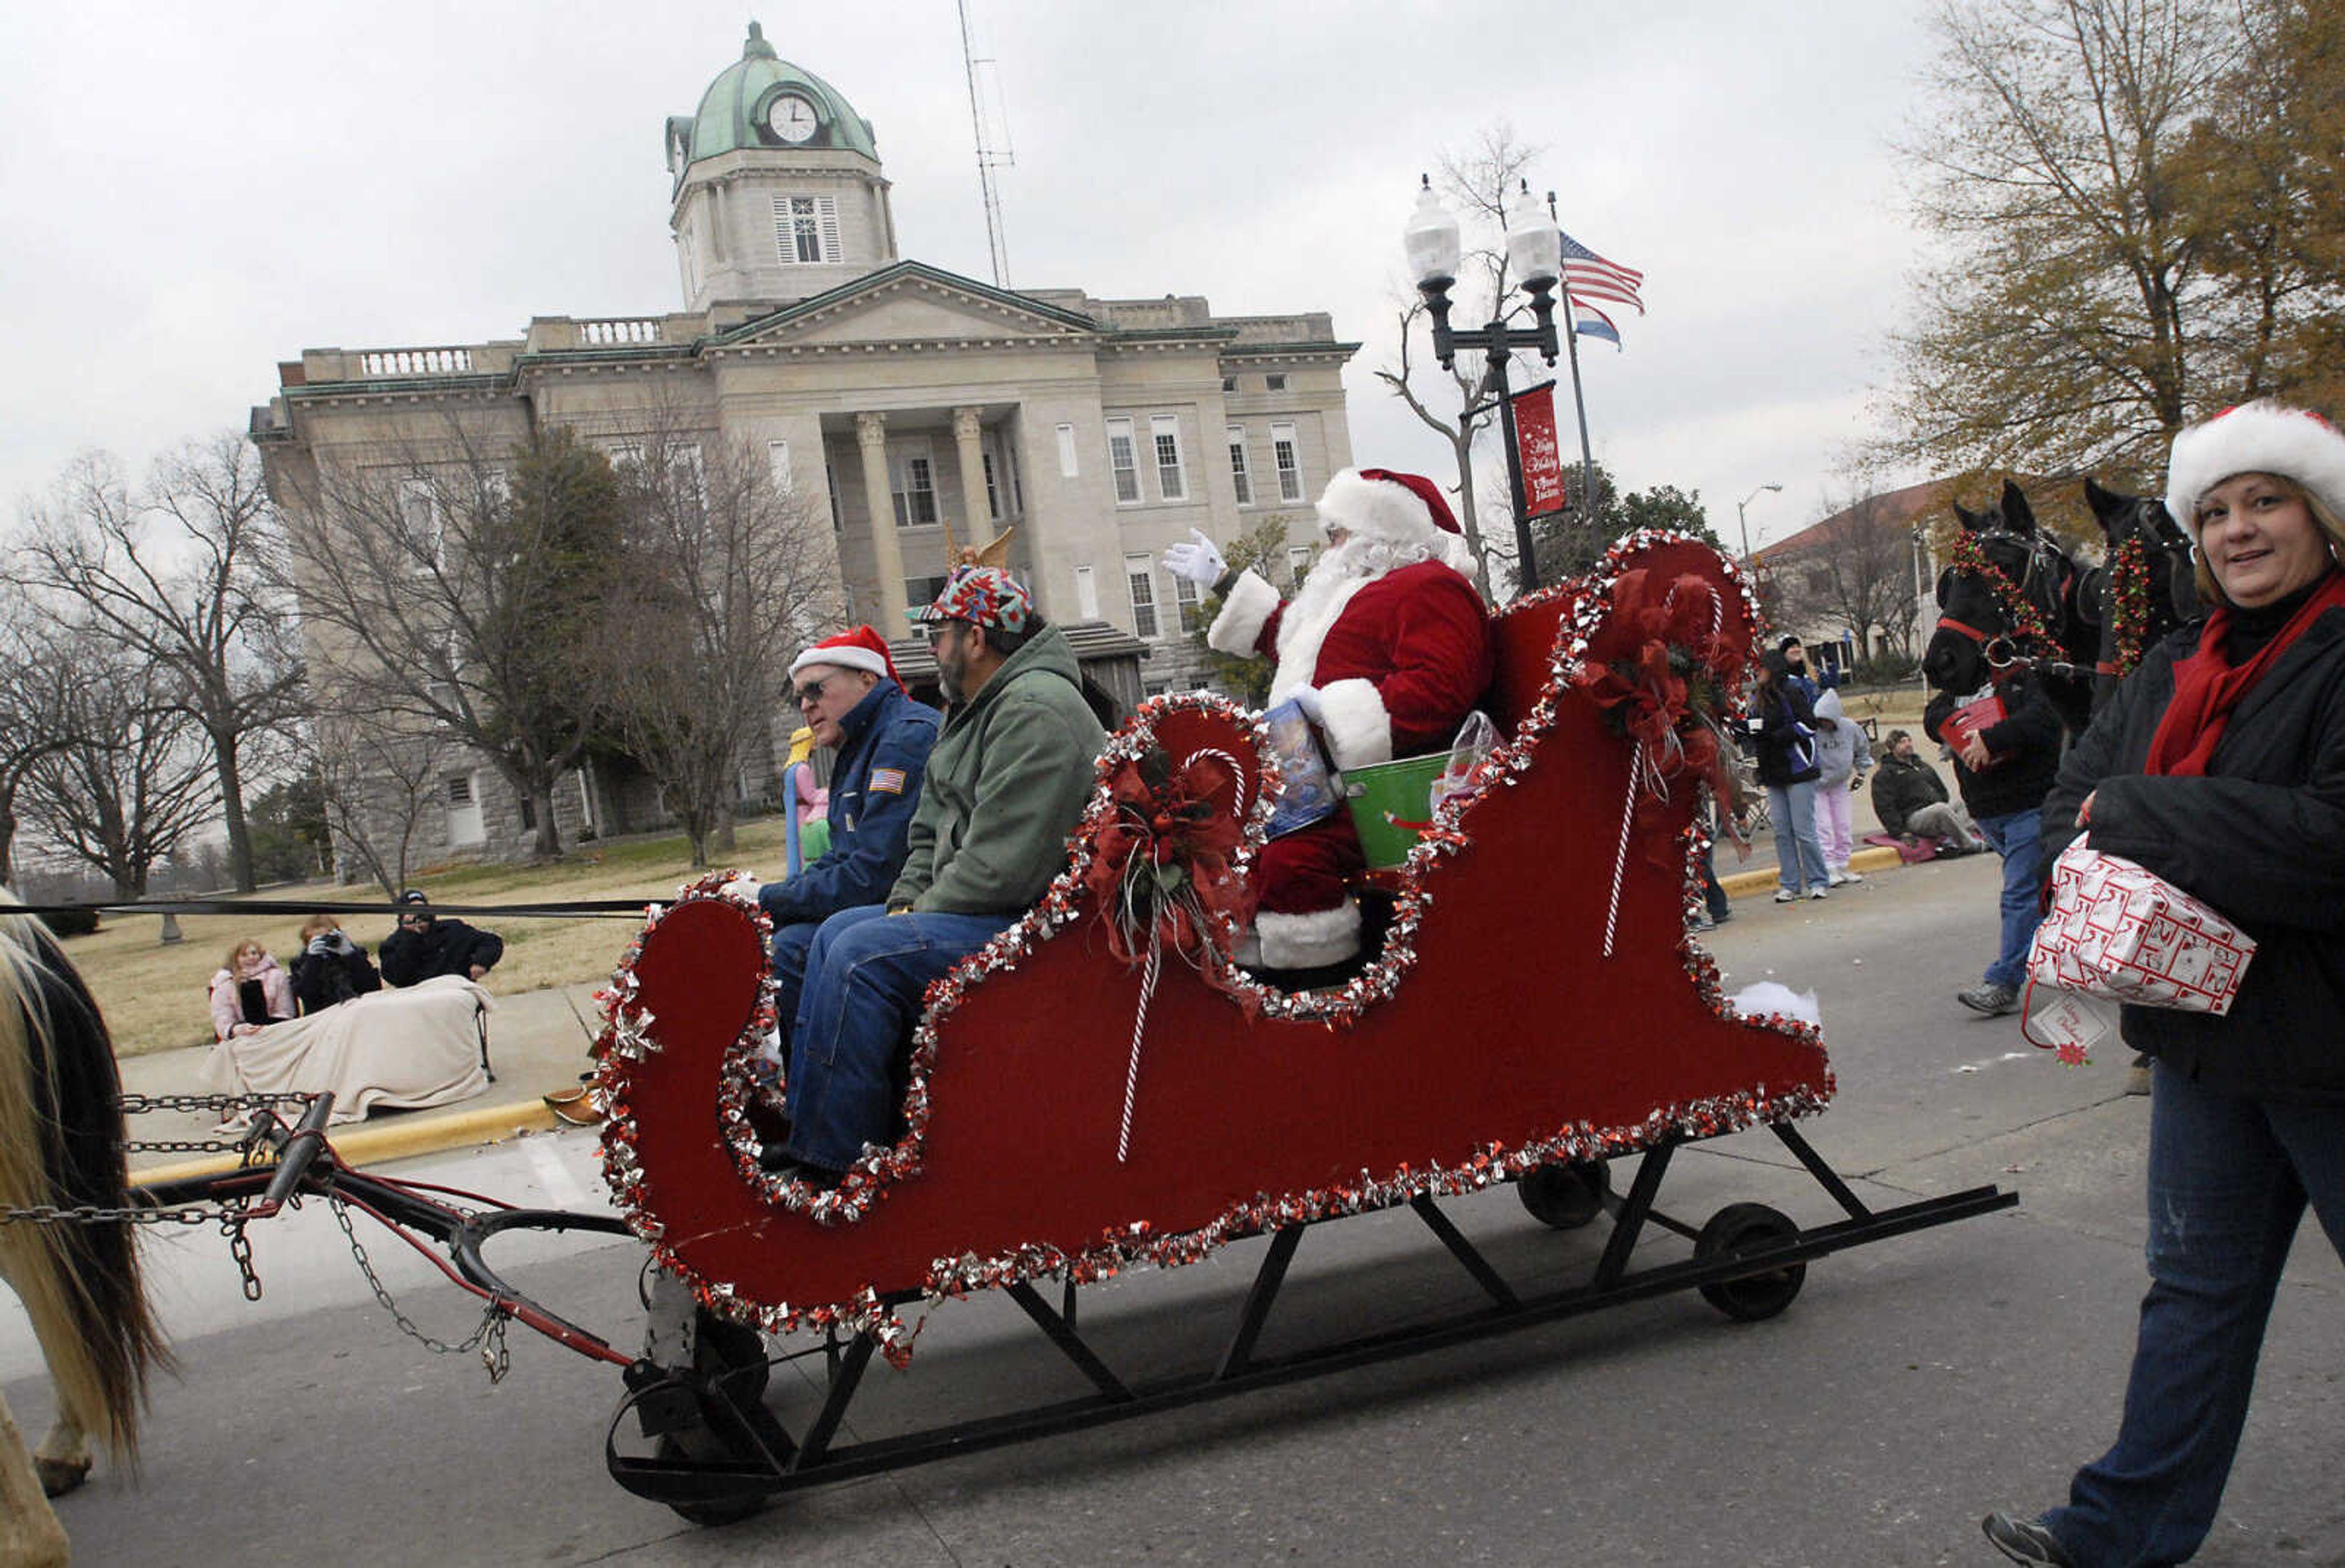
xmin=62 ymin=817 xmax=797 ymax=1058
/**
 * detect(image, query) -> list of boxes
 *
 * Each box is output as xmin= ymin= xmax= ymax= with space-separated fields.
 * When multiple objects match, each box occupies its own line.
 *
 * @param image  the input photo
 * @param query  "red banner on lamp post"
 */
xmin=1510 ymin=381 xmax=1567 ymax=520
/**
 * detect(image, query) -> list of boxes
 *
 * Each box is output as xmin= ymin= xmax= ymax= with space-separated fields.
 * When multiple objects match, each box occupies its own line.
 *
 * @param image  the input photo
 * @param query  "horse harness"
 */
xmin=1935 ymin=527 xmax=2076 ymax=682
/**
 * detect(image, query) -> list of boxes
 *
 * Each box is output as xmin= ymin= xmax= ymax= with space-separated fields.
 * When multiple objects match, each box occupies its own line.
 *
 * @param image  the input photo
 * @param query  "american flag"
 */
xmin=1559 ymin=230 xmax=1644 ymax=314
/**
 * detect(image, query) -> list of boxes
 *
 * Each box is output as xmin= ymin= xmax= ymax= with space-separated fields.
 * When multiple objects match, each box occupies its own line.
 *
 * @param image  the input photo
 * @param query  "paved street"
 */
xmin=7 ymin=853 xmax=2341 ymax=1566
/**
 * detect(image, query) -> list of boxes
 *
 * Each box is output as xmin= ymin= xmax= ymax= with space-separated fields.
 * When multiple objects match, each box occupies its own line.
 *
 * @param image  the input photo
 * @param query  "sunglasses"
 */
xmin=922 ymin=620 xmax=965 ymax=650
xmin=793 ymin=673 xmax=839 ymax=708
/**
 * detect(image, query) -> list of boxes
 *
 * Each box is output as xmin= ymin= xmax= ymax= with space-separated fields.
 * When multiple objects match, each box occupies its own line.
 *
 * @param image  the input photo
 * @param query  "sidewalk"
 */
xmin=126 ymin=981 xmax=608 ymax=1185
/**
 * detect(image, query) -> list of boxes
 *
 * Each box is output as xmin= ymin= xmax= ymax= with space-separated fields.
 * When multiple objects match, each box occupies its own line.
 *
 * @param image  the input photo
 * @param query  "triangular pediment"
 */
xmin=718 ymin=262 xmax=1100 ymax=349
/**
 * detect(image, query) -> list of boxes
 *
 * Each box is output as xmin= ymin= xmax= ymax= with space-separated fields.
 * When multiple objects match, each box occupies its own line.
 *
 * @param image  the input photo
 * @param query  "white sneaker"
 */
xmin=1841 ymin=868 xmax=1864 ymax=883
xmin=1772 ymin=888 xmax=1798 ymax=904
xmin=1827 ymin=869 xmax=1849 ymax=887
xmin=1808 ymin=886 xmax=1828 ymax=900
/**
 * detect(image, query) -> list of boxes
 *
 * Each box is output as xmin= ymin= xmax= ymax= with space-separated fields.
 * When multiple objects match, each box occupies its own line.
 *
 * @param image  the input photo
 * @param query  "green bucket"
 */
xmin=793 ymin=817 xmax=831 ymax=873
xmin=1343 ymin=753 xmax=1449 ymax=869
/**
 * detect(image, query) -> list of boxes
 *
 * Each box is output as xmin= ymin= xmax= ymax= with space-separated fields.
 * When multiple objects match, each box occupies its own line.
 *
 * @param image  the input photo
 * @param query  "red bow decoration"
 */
xmin=1569 ymin=571 xmax=1742 ymax=864
xmin=1084 ymin=746 xmax=1252 ymax=980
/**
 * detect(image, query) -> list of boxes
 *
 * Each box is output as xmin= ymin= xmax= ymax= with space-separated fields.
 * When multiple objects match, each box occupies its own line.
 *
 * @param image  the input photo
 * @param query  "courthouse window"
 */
xmin=1056 ymin=423 xmax=1079 ymax=477
xmin=1106 ymin=419 xmax=1141 ymax=504
xmin=773 ymin=195 xmax=841 ymax=264
xmin=1151 ymin=415 xmax=1185 ymax=501
xmin=1226 ymin=426 xmax=1252 ymax=506
xmin=1125 ymin=554 xmax=1162 ymax=639
xmin=1271 ymin=422 xmax=1303 ymax=503
xmin=890 ymin=443 xmax=939 ymax=526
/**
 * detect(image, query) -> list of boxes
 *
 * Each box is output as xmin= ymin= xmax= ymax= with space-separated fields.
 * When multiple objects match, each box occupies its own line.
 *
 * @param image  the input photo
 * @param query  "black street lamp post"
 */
xmin=1404 ymin=177 xmax=1563 ymax=594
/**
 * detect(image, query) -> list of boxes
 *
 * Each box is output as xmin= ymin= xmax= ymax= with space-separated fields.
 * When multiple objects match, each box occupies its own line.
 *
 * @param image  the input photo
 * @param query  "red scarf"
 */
xmin=2144 ymin=568 xmax=2345 ymax=777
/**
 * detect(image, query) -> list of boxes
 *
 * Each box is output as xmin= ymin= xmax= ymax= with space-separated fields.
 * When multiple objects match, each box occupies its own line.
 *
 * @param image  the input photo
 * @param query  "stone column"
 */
xmin=856 ymin=412 xmax=909 ymax=628
xmin=951 ymin=405 xmax=990 ymax=550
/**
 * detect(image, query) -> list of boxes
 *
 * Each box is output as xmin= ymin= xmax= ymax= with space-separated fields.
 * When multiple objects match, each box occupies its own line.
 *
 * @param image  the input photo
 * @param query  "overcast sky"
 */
xmin=0 ymin=0 xmax=1945 ymax=554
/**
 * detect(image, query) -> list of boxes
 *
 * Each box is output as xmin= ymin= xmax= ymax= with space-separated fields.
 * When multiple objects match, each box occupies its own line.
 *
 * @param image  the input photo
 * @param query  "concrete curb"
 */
xmin=1718 ymin=842 xmax=1905 ymax=899
xmin=136 ymin=1098 xmax=568 ymax=1191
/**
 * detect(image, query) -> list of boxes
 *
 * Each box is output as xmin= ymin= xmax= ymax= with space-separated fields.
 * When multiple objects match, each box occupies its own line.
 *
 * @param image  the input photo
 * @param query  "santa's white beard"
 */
xmin=1268 ymin=534 xmax=1431 ymax=703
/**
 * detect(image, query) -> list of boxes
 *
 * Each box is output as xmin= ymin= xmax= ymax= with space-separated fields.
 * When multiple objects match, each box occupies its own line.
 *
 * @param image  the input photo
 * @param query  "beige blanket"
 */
xmin=202 ymin=976 xmax=493 ymax=1124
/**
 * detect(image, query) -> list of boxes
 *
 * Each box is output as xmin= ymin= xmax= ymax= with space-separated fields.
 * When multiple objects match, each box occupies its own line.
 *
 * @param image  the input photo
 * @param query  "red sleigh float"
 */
xmin=579 ymin=532 xmax=2015 ymax=1520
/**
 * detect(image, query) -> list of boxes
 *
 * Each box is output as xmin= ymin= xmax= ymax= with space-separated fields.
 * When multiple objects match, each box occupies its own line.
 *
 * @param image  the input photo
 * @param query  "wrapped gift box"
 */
xmin=2027 ymin=842 xmax=2256 ymax=1015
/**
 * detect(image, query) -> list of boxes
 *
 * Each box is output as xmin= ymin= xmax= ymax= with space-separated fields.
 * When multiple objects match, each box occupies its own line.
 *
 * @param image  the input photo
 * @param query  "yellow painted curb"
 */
xmin=1719 ymin=843 xmax=1908 ymax=899
xmin=134 ymin=1099 xmax=567 ymax=1190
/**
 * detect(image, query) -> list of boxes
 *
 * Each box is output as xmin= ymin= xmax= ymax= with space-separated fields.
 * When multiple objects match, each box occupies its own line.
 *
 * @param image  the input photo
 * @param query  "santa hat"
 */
xmin=790 ymin=625 xmax=906 ymax=692
xmin=2165 ymin=401 xmax=2345 ymax=540
xmin=1315 ymin=468 xmax=1476 ymax=573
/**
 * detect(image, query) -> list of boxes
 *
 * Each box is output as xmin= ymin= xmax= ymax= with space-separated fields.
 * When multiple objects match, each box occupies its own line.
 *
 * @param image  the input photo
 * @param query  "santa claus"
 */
xmin=1165 ymin=468 xmax=1493 ymax=970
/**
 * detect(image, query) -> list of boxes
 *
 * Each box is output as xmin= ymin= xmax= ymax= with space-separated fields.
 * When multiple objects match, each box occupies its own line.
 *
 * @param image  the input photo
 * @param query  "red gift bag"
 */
xmin=1941 ymin=690 xmax=2009 ymax=769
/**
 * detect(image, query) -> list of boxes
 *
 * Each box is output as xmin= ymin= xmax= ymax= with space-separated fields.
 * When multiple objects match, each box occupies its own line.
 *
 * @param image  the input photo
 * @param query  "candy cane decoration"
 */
xmin=1116 ymin=917 xmax=1164 ymax=1162
xmin=1599 ymin=578 xmax=1728 ymax=959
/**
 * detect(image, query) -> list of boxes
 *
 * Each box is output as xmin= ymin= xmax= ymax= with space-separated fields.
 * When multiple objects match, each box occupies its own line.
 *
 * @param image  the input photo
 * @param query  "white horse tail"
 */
xmin=0 ymin=894 xmax=172 ymax=1465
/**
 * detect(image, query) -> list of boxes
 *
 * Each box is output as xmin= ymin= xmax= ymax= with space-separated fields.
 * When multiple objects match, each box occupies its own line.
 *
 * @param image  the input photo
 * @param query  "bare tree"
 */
xmin=278 ymin=421 xmax=625 ymax=860
xmin=1774 ymin=481 xmax=1928 ymax=661
xmin=21 ymin=631 xmax=219 ymax=899
xmin=1376 ymin=123 xmax=1549 ymax=597
xmin=306 ymin=713 xmax=457 ymax=898
xmin=598 ymin=430 xmax=843 ymax=868
xmin=18 ymin=437 xmax=305 ymax=891
xmin=0 ymin=586 xmax=86 ymax=888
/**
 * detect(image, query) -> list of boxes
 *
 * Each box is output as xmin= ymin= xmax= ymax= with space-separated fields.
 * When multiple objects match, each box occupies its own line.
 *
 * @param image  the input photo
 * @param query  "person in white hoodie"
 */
xmin=1809 ymin=684 xmax=1873 ymax=887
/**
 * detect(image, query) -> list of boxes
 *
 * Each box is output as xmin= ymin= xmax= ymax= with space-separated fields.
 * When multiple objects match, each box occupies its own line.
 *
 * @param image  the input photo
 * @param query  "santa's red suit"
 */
xmin=1205 ymin=468 xmax=1492 ymax=968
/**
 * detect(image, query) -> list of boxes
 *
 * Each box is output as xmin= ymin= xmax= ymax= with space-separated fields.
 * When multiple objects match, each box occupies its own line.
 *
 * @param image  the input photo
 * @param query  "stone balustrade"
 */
xmin=357 ymin=346 xmax=478 ymax=377
xmin=578 ymin=318 xmax=666 ymax=345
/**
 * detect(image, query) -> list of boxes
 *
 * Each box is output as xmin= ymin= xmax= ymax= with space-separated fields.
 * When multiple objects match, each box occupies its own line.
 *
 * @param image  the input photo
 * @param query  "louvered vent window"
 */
xmin=774 ymin=195 xmax=842 ymax=264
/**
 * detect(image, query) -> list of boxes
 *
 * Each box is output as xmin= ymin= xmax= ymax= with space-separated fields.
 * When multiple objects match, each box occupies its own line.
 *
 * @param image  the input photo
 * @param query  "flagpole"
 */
xmin=1549 ymin=195 xmax=1600 ymax=533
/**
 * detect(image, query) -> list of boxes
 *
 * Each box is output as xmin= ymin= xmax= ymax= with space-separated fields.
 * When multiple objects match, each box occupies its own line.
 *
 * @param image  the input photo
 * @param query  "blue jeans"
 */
xmin=781 ymin=904 xmax=1014 ymax=1171
xmin=1765 ymin=779 xmax=1828 ymax=893
xmin=2044 ymin=1062 xmax=2345 ymax=1566
xmin=1975 ymin=806 xmax=2044 ymax=988
xmin=768 ymin=920 xmax=817 ymax=1049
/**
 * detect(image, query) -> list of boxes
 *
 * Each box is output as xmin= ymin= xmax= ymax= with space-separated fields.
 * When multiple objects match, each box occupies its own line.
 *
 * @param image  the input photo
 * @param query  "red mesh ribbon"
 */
xmin=1569 ymin=570 xmax=1740 ymax=865
xmin=1084 ymin=746 xmax=1252 ymax=981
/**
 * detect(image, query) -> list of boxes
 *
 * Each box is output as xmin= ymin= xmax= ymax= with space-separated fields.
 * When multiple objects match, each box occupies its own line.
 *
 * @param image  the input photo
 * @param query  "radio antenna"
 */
xmin=958 ymin=0 xmax=1015 ymax=288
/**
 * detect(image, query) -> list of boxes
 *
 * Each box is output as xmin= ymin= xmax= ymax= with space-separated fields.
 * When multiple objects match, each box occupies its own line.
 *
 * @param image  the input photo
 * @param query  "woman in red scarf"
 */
xmin=1985 ymin=402 xmax=2345 ymax=1567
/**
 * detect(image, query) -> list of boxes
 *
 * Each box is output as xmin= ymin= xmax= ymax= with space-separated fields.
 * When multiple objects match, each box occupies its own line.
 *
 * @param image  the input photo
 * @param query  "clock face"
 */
xmin=766 ymin=94 xmax=818 ymax=144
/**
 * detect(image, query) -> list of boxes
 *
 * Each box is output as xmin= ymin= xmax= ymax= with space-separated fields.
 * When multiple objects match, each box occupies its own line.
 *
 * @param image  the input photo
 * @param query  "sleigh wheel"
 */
xmin=1694 ymin=1202 xmax=1805 ymax=1322
xmin=1517 ymin=1160 xmax=1609 ymax=1230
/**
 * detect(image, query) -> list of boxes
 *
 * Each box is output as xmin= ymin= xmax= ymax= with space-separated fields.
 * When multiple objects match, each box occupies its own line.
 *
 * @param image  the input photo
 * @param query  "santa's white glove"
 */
xmin=1163 ymin=529 xmax=1227 ymax=589
xmin=1285 ymin=684 xmax=1326 ymax=727
xmin=719 ymin=873 xmax=765 ymax=906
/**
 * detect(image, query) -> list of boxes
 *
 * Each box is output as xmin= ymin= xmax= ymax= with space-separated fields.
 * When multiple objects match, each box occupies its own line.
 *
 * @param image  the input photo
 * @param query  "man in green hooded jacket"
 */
xmin=771 ymin=567 xmax=1106 ymax=1183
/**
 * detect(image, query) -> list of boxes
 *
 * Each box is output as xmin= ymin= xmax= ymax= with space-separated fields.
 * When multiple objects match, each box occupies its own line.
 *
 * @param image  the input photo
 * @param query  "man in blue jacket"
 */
xmin=739 ymin=626 xmax=940 ymax=1059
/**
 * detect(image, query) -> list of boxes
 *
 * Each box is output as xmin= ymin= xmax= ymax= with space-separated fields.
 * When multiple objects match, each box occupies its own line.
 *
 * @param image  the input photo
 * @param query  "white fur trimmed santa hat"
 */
xmin=789 ymin=625 xmax=906 ymax=692
xmin=2165 ymin=400 xmax=2345 ymax=540
xmin=1315 ymin=468 xmax=1477 ymax=574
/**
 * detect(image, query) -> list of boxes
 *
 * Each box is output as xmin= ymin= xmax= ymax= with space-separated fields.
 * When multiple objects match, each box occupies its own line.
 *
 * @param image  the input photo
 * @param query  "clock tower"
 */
xmin=666 ymin=22 xmax=900 ymax=315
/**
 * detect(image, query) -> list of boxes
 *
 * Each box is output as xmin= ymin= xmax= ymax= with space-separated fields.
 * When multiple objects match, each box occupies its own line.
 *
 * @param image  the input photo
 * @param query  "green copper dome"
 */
xmin=672 ymin=21 xmax=879 ymax=172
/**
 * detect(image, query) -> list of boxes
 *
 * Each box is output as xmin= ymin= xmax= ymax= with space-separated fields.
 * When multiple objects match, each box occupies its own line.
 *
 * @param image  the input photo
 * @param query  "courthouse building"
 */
xmin=252 ymin=23 xmax=1358 ymax=860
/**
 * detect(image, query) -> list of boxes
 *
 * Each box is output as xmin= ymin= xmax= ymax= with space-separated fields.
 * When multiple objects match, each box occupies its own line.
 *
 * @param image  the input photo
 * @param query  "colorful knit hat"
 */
xmin=909 ymin=565 xmax=1033 ymax=633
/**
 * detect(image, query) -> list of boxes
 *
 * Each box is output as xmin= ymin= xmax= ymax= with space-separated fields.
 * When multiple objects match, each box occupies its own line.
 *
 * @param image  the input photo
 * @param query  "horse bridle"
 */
xmin=1935 ymin=528 xmax=2068 ymax=673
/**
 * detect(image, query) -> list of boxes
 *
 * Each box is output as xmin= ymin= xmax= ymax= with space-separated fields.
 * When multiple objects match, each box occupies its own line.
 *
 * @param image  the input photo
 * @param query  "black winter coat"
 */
xmin=1750 ymin=682 xmax=1822 ymax=786
xmin=379 ymin=917 xmax=504 ymax=987
xmin=289 ymin=939 xmax=382 ymax=1014
xmin=2042 ymin=608 xmax=2345 ymax=1105
xmin=1870 ymin=753 xmax=1952 ymax=837
xmin=1923 ymin=668 xmax=2064 ymax=821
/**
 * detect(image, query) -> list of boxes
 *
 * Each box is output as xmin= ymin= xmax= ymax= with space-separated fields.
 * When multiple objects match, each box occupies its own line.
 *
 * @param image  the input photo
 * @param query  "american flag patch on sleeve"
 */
xmin=869 ymin=767 xmax=907 ymax=795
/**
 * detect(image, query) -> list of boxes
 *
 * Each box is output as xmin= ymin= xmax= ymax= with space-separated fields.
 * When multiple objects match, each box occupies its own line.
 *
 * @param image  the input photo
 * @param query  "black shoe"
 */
xmin=1982 ymin=1512 xmax=2075 ymax=1566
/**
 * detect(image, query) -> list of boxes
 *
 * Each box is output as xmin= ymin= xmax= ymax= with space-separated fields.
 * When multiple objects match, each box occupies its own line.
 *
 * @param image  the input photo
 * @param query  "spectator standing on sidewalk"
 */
xmin=1810 ymin=686 xmax=1872 ymax=886
xmin=1747 ymin=649 xmax=1831 ymax=902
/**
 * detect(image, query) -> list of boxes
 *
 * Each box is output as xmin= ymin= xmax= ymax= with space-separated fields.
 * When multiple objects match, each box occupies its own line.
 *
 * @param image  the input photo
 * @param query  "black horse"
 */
xmin=1922 ymin=479 xmax=2096 ymax=737
xmin=2073 ymin=477 xmax=2199 ymax=713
